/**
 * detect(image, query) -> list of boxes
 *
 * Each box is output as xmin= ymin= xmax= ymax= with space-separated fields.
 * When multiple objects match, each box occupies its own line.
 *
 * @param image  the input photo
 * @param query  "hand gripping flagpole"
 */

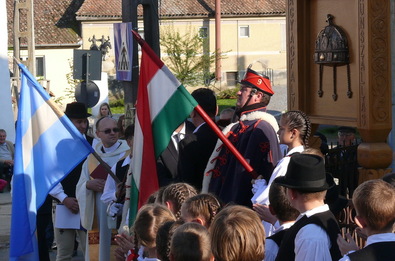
xmin=131 ymin=31 xmax=255 ymax=176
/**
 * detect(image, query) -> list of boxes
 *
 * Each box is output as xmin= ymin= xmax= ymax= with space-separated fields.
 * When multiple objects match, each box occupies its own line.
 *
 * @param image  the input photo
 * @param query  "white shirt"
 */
xmin=252 ymin=145 xmax=304 ymax=236
xmin=339 ymin=233 xmax=395 ymax=261
xmin=0 ymin=142 xmax=12 ymax=161
xmin=264 ymin=222 xmax=295 ymax=261
xmin=100 ymin=155 xmax=131 ymax=205
xmin=171 ymin=124 xmax=186 ymax=151
xmin=293 ymin=204 xmax=333 ymax=261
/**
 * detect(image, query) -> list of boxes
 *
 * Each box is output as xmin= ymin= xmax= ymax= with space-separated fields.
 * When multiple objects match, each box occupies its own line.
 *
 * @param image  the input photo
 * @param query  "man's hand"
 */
xmin=253 ymin=203 xmax=277 ymax=225
xmin=107 ymin=202 xmax=123 ymax=218
xmin=86 ymin=179 xmax=106 ymax=192
xmin=62 ymin=197 xmax=79 ymax=214
xmin=115 ymin=182 xmax=126 ymax=201
xmin=337 ymin=233 xmax=359 ymax=256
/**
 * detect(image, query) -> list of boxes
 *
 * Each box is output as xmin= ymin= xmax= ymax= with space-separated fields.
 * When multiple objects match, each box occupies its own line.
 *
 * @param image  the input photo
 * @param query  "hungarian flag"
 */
xmin=129 ymin=31 xmax=197 ymax=223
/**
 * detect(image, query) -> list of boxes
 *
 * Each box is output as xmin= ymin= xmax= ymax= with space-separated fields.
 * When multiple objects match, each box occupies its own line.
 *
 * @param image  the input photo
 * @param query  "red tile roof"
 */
xmin=76 ymin=0 xmax=285 ymax=20
xmin=7 ymin=0 xmax=83 ymax=47
xmin=7 ymin=0 xmax=285 ymax=46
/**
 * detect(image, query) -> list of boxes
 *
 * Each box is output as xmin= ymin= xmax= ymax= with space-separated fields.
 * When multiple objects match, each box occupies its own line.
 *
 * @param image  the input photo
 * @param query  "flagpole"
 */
xmin=131 ymin=30 xmax=255 ymax=175
xmin=16 ymin=61 xmax=121 ymax=183
xmin=91 ymin=151 xmax=121 ymax=183
xmin=194 ymin=105 xmax=254 ymax=173
xmin=43 ymin=91 xmax=121 ymax=184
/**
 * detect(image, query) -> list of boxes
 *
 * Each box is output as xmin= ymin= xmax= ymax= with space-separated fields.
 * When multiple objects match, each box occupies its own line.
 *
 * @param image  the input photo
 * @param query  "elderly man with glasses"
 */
xmin=77 ymin=116 xmax=129 ymax=261
xmin=0 ymin=129 xmax=14 ymax=192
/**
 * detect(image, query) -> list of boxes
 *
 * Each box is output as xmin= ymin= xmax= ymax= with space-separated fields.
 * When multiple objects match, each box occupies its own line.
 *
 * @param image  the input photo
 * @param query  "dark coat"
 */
xmin=157 ymin=121 xmax=195 ymax=187
xmin=178 ymin=123 xmax=218 ymax=191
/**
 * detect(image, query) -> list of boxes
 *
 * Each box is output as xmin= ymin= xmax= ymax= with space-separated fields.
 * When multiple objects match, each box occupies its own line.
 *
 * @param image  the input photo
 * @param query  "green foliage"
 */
xmin=62 ymin=59 xmax=80 ymax=105
xmin=109 ymin=98 xmax=124 ymax=108
xmin=217 ymin=87 xmax=238 ymax=99
xmin=218 ymin=98 xmax=236 ymax=113
xmin=160 ymin=25 xmax=224 ymax=87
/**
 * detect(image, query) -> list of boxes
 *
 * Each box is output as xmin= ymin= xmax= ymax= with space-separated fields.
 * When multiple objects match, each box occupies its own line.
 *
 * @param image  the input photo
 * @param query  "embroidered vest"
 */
xmin=275 ymin=210 xmax=341 ymax=261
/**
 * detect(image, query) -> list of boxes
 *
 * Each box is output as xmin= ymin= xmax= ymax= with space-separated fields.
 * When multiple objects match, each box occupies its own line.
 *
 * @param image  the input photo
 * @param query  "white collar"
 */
xmin=366 ymin=233 xmax=395 ymax=247
xmin=102 ymin=141 xmax=120 ymax=153
xmin=173 ymin=123 xmax=186 ymax=136
xmin=297 ymin=204 xmax=330 ymax=219
xmin=272 ymin=221 xmax=296 ymax=234
xmin=193 ymin=122 xmax=206 ymax=133
xmin=286 ymin=145 xmax=305 ymax=156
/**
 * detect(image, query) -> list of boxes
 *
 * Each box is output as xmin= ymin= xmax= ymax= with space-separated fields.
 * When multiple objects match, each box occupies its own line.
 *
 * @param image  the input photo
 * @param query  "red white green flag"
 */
xmin=129 ymin=31 xmax=198 ymax=224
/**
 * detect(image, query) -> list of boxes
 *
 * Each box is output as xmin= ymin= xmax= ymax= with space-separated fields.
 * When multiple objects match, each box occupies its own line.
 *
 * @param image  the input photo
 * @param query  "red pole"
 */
xmin=194 ymin=105 xmax=254 ymax=173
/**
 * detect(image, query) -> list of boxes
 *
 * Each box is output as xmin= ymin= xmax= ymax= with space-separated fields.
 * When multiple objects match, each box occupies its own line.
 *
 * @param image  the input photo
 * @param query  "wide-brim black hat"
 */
xmin=276 ymin=154 xmax=335 ymax=192
xmin=65 ymin=102 xmax=91 ymax=119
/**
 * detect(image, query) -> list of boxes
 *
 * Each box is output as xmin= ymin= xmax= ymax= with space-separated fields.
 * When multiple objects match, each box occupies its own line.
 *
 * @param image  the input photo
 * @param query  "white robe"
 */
xmin=76 ymin=140 xmax=129 ymax=261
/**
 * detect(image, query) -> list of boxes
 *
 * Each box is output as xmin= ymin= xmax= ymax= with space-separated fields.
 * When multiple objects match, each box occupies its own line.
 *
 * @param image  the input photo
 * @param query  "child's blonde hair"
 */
xmin=181 ymin=193 xmax=222 ymax=228
xmin=170 ymin=222 xmax=212 ymax=261
xmin=281 ymin=110 xmax=311 ymax=146
xmin=162 ymin=183 xmax=198 ymax=219
xmin=209 ymin=205 xmax=265 ymax=261
xmin=353 ymin=179 xmax=395 ymax=231
xmin=133 ymin=204 xmax=176 ymax=249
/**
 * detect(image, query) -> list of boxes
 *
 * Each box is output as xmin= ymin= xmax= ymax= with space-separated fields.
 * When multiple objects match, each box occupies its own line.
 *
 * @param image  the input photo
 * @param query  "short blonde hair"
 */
xmin=209 ymin=205 xmax=265 ymax=261
xmin=170 ymin=222 xmax=212 ymax=261
xmin=353 ymin=179 xmax=395 ymax=231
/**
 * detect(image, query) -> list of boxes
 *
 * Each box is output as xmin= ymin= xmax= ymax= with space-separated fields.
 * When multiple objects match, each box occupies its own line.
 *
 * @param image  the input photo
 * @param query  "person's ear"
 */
xmin=355 ymin=215 xmax=367 ymax=229
xmin=166 ymin=201 xmax=174 ymax=213
xmin=288 ymin=188 xmax=298 ymax=201
xmin=194 ymin=217 xmax=205 ymax=226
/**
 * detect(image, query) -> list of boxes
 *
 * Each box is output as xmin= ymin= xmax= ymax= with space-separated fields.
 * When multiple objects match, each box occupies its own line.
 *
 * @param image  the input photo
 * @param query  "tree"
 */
xmin=160 ymin=25 xmax=222 ymax=87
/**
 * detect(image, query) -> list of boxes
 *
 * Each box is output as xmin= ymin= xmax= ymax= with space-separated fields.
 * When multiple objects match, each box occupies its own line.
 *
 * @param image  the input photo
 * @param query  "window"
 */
xmin=21 ymin=56 xmax=45 ymax=77
xmin=138 ymin=28 xmax=145 ymax=39
xmin=36 ymin=57 xmax=45 ymax=77
xmin=199 ymin=27 xmax=208 ymax=38
xmin=239 ymin=25 xmax=250 ymax=38
xmin=226 ymin=72 xmax=238 ymax=86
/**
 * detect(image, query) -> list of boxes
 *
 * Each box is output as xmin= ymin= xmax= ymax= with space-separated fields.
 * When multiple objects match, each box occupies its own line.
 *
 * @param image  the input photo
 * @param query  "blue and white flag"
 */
xmin=114 ymin=22 xmax=133 ymax=81
xmin=9 ymin=64 xmax=94 ymax=260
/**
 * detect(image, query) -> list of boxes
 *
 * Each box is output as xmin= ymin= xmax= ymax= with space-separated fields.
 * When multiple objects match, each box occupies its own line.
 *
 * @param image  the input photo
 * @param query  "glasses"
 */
xmin=99 ymin=128 xmax=120 ymax=134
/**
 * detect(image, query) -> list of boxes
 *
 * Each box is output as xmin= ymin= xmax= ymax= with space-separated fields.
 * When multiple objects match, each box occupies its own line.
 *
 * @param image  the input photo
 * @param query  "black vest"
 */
xmin=115 ymin=159 xmax=129 ymax=182
xmin=267 ymin=229 xmax=288 ymax=248
xmin=348 ymin=241 xmax=395 ymax=261
xmin=275 ymin=210 xmax=341 ymax=261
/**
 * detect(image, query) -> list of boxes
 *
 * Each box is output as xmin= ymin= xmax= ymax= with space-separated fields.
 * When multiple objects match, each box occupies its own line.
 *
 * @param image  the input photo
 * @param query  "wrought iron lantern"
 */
xmin=314 ymin=14 xmax=352 ymax=101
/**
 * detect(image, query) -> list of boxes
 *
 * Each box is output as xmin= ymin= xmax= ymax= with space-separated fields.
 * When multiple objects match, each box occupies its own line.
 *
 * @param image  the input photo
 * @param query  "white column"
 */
xmin=0 ymin=0 xmax=15 ymax=142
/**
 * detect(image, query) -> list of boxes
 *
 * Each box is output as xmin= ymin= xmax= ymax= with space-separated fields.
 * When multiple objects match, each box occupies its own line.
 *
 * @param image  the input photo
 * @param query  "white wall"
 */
xmin=0 ymin=0 xmax=15 ymax=142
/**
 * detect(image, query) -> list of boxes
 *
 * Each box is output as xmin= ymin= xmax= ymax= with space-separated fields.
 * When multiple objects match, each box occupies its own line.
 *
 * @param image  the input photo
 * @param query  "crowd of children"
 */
xmin=104 ymin=109 xmax=395 ymax=261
